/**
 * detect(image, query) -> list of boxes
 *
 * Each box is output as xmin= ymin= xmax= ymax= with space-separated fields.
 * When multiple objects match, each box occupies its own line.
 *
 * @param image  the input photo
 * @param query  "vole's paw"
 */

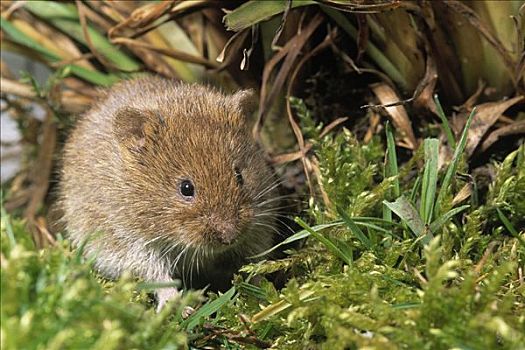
xmin=182 ymin=306 xmax=195 ymax=319
xmin=156 ymin=287 xmax=180 ymax=313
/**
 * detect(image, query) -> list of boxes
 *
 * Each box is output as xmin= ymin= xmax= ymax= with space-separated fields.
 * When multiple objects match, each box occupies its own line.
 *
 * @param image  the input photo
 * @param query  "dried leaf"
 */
xmin=23 ymin=108 xmax=57 ymax=248
xmin=111 ymin=37 xmax=219 ymax=68
xmin=465 ymin=96 xmax=524 ymax=156
xmin=370 ymin=82 xmax=417 ymax=150
xmin=255 ymin=13 xmax=323 ymax=137
xmin=480 ymin=120 xmax=525 ymax=153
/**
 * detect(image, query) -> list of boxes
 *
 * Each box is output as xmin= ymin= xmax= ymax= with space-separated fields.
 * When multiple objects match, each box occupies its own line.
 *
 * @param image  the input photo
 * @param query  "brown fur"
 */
xmin=59 ymin=76 xmax=278 ymax=307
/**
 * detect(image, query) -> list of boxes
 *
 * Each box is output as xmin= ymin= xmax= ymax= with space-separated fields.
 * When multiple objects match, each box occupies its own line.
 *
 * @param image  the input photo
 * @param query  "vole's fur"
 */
xmin=60 ymin=76 xmax=278 ymax=308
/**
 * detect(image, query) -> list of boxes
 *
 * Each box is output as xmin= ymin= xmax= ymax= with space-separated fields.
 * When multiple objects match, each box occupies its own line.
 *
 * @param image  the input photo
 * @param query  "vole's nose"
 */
xmin=213 ymin=221 xmax=237 ymax=245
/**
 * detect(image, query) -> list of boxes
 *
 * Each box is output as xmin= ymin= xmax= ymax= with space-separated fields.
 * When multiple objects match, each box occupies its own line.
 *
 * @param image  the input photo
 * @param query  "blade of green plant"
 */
xmin=353 ymin=217 xmax=401 ymax=225
xmin=238 ymin=282 xmax=268 ymax=300
xmin=384 ymin=122 xmax=399 ymax=221
xmin=337 ymin=207 xmax=373 ymax=250
xmin=429 ymin=205 xmax=470 ymax=233
xmin=224 ymin=0 xmax=316 ymax=32
xmin=435 ymin=107 xmax=477 ymax=214
xmin=434 ymin=95 xmax=456 ymax=149
xmin=383 ymin=196 xmax=426 ymax=239
xmin=354 ymin=222 xmax=392 ymax=235
xmin=157 ymin=21 xmax=204 ymax=82
xmin=386 ymin=122 xmax=400 ymax=197
xmin=136 ymin=281 xmax=180 ymax=291
xmin=249 ymin=221 xmax=344 ymax=258
xmin=1 ymin=17 xmax=118 ymax=86
xmin=66 ymin=65 xmax=119 ymax=86
xmin=1 ymin=205 xmax=16 ymax=248
xmin=367 ymin=11 xmax=424 ymax=91
xmin=258 ymin=322 xmax=273 ymax=339
xmin=251 ymin=289 xmax=316 ymax=323
xmin=1 ymin=17 xmax=59 ymax=61
xmin=392 ymin=302 xmax=421 ymax=310
xmin=420 ymin=138 xmax=439 ymax=224
xmin=295 ymin=217 xmax=352 ymax=265
xmin=182 ymin=287 xmax=236 ymax=331
xmin=321 ymin=5 xmax=409 ymax=92
xmin=24 ymin=1 xmax=140 ymax=72
xmin=23 ymin=0 xmax=80 ymax=19
xmin=409 ymin=175 xmax=422 ymax=204
xmin=497 ymin=208 xmax=525 ymax=249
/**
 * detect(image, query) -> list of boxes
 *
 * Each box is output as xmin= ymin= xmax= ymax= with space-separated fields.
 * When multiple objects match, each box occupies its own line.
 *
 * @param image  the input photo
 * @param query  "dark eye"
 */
xmin=234 ymin=167 xmax=243 ymax=186
xmin=180 ymin=180 xmax=195 ymax=199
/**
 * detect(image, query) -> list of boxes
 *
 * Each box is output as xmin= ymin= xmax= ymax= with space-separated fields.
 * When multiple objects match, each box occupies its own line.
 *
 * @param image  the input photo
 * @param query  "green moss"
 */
xmin=2 ymin=100 xmax=523 ymax=349
xmin=0 ymin=214 xmax=197 ymax=350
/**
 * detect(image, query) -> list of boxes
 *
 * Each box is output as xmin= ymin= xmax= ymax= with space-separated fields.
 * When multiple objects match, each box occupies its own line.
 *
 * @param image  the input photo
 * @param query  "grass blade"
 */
xmin=384 ymin=122 xmax=399 ymax=221
xmin=386 ymin=122 xmax=400 ymax=197
xmin=249 ymin=221 xmax=344 ymax=258
xmin=321 ymin=5 xmax=409 ymax=91
xmin=429 ymin=205 xmax=470 ymax=233
xmin=420 ymin=138 xmax=439 ymax=224
xmin=295 ymin=217 xmax=352 ymax=265
xmin=24 ymin=1 xmax=140 ymax=72
xmin=182 ymin=287 xmax=236 ymax=331
xmin=337 ymin=207 xmax=373 ymax=250
xmin=1 ymin=17 xmax=118 ymax=86
xmin=434 ymin=95 xmax=456 ymax=149
xmin=435 ymin=107 xmax=477 ymax=214
xmin=1 ymin=17 xmax=59 ymax=61
xmin=224 ymin=0 xmax=316 ymax=32
xmin=1 ymin=205 xmax=16 ymax=248
xmin=496 ymin=208 xmax=525 ymax=249
xmin=251 ymin=289 xmax=316 ymax=323
xmin=383 ymin=196 xmax=425 ymax=239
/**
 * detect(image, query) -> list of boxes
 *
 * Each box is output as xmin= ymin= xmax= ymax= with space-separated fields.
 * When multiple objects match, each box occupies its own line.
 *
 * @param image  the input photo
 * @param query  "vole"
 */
xmin=59 ymin=76 xmax=280 ymax=309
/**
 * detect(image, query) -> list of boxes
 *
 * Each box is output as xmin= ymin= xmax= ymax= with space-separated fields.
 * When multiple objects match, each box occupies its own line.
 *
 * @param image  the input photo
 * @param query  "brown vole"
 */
xmin=59 ymin=76 xmax=280 ymax=309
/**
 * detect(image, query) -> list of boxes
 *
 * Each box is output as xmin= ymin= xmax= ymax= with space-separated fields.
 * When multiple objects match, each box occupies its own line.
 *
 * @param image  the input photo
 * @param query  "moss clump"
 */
xmin=2 ymin=101 xmax=524 ymax=349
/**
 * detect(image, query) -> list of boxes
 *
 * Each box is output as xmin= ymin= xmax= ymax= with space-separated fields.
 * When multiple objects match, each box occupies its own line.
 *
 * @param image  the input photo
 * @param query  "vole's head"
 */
xmin=111 ymin=80 xmax=277 ymax=256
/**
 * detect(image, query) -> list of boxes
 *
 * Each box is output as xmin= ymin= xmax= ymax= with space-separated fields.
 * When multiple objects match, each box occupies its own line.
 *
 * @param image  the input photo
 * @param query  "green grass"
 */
xmin=2 ymin=98 xmax=524 ymax=349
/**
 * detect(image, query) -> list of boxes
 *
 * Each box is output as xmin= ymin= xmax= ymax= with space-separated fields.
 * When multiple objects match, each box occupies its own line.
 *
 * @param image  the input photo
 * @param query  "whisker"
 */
xmin=255 ymin=194 xmax=300 ymax=208
xmin=256 ymin=204 xmax=299 ymax=213
xmin=143 ymin=236 xmax=164 ymax=247
xmin=253 ymin=221 xmax=286 ymax=238
xmin=254 ymin=178 xmax=286 ymax=200
xmin=254 ymin=214 xmax=296 ymax=235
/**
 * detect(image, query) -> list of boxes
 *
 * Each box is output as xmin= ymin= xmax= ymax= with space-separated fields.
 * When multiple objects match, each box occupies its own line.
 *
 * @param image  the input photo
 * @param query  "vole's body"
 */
xmin=60 ymin=76 xmax=278 ymax=307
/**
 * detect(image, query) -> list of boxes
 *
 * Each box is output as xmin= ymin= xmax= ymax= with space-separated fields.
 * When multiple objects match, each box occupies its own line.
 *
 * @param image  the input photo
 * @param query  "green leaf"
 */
xmin=249 ymin=221 xmax=343 ymax=258
xmin=497 ymin=208 xmax=525 ymax=248
xmin=429 ymin=205 xmax=470 ymax=233
xmin=1 ymin=17 xmax=118 ymax=86
xmin=24 ymin=1 xmax=140 ymax=72
xmin=321 ymin=5 xmax=409 ymax=91
xmin=182 ymin=287 xmax=236 ymax=331
xmin=420 ymin=138 xmax=439 ymax=224
xmin=224 ymin=0 xmax=316 ymax=32
xmin=0 ymin=17 xmax=59 ymax=61
xmin=384 ymin=196 xmax=432 ymax=244
xmin=435 ymin=107 xmax=477 ymax=214
xmin=337 ymin=207 xmax=373 ymax=250
xmin=295 ymin=217 xmax=353 ymax=265
xmin=434 ymin=95 xmax=456 ymax=149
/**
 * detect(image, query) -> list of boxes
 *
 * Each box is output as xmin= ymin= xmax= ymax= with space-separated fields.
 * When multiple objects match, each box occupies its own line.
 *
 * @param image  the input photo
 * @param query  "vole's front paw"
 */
xmin=156 ymin=287 xmax=180 ymax=312
xmin=182 ymin=306 xmax=195 ymax=319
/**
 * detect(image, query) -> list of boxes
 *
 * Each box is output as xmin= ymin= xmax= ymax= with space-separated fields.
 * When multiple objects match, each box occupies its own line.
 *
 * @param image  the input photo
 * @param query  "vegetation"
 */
xmin=1 ymin=1 xmax=524 ymax=349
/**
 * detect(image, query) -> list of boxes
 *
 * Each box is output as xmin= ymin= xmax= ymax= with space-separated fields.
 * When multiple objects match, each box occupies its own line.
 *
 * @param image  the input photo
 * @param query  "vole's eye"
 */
xmin=234 ymin=167 xmax=243 ymax=186
xmin=180 ymin=180 xmax=195 ymax=199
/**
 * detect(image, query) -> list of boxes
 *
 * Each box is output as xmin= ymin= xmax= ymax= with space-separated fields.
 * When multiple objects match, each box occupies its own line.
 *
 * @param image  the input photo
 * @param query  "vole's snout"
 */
xmin=212 ymin=221 xmax=237 ymax=245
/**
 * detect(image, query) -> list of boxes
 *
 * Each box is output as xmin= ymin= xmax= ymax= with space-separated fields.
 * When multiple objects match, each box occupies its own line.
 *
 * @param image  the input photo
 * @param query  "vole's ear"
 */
xmin=113 ymin=107 xmax=158 ymax=152
xmin=232 ymin=89 xmax=257 ymax=116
